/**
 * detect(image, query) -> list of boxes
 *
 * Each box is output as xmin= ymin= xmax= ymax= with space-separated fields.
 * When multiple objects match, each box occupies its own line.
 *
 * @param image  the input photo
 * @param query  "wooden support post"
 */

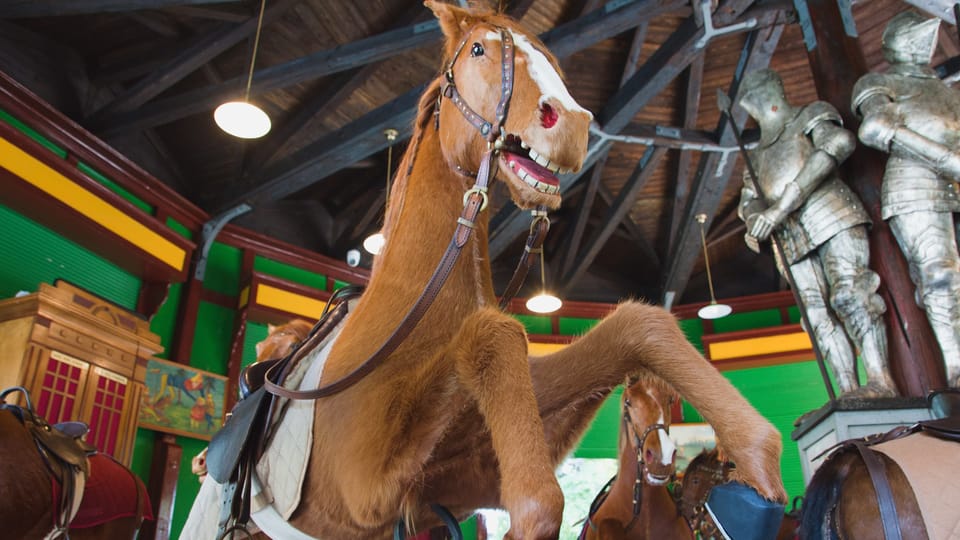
xmin=141 ymin=434 xmax=182 ymax=540
xmin=803 ymin=0 xmax=946 ymax=396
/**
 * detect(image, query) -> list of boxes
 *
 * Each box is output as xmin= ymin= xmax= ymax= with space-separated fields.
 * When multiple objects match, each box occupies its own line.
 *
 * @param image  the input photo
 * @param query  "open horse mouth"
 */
xmin=646 ymin=471 xmax=672 ymax=486
xmin=498 ymin=134 xmax=572 ymax=208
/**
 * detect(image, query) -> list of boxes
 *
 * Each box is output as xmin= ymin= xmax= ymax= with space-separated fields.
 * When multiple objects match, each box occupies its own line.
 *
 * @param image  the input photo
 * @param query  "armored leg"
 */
xmin=786 ymin=255 xmax=859 ymax=395
xmin=890 ymin=212 xmax=960 ymax=387
xmin=819 ymin=227 xmax=896 ymax=396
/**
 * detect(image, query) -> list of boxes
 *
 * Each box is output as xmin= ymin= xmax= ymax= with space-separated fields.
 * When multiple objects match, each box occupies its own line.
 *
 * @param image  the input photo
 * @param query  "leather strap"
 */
xmin=853 ymin=441 xmax=902 ymax=540
xmin=442 ymin=27 xmax=514 ymax=142
xmin=499 ymin=207 xmax=549 ymax=309
xmin=265 ymin=150 xmax=497 ymax=401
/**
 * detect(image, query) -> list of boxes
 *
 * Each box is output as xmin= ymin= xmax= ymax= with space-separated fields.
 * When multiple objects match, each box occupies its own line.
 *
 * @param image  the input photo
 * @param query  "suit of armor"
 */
xmin=853 ymin=11 xmax=960 ymax=388
xmin=739 ymin=69 xmax=896 ymax=398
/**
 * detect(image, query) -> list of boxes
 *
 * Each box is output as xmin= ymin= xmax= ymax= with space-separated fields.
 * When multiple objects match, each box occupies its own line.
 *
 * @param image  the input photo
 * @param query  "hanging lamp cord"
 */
xmin=698 ymin=216 xmax=718 ymax=303
xmin=244 ymin=0 xmax=268 ymax=102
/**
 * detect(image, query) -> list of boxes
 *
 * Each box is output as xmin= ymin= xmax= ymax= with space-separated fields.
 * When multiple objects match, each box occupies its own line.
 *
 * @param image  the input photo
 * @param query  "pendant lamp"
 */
xmin=696 ymin=213 xmax=732 ymax=320
xmin=214 ymin=0 xmax=271 ymax=139
xmin=363 ymin=128 xmax=399 ymax=255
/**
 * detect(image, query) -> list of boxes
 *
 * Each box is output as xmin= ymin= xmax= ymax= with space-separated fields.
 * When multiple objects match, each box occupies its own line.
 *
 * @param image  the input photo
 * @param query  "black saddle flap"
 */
xmin=919 ymin=416 xmax=960 ymax=442
xmin=207 ymin=386 xmax=272 ymax=484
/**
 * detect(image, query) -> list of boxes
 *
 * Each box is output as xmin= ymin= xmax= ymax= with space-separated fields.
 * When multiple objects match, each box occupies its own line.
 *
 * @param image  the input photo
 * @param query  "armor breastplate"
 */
xmin=876 ymin=74 xmax=960 ymax=218
xmin=751 ymin=106 xmax=869 ymax=263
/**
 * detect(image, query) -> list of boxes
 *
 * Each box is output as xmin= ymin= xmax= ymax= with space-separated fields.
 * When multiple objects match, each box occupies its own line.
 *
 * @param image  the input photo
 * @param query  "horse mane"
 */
xmin=686 ymin=448 xmax=721 ymax=474
xmin=799 ymin=449 xmax=856 ymax=540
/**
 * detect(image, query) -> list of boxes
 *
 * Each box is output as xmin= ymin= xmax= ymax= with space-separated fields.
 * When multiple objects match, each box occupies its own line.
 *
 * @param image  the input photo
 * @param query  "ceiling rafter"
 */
xmin=660 ymin=10 xmax=786 ymax=305
xmin=216 ymin=0 xmax=690 ymax=212
xmin=92 ymin=0 xmax=298 ymax=117
xmin=668 ymin=53 xmax=705 ymax=248
xmin=489 ymin=0 xmax=764 ymax=260
xmin=561 ymin=146 xmax=667 ymax=289
xmin=0 ymin=0 xmax=237 ymax=18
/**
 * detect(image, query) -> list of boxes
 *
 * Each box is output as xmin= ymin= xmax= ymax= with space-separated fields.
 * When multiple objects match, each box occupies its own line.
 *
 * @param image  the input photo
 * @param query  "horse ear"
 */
xmin=425 ymin=0 xmax=472 ymax=41
xmin=267 ymin=323 xmax=277 ymax=334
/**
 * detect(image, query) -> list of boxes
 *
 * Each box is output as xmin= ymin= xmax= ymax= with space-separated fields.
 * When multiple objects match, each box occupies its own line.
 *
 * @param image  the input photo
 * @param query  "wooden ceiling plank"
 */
xmin=96 ymin=0 xmax=689 ymax=136
xmin=163 ymin=5 xmax=250 ymax=23
xmin=660 ymin=10 xmax=785 ymax=303
xmin=220 ymin=0 xmax=689 ymax=212
xmin=0 ymin=0 xmax=237 ymax=18
xmin=619 ymin=23 xmax=650 ymax=86
xmin=562 ymin=146 xmax=667 ymax=288
xmin=668 ymin=53 xmax=705 ymax=248
xmin=95 ymin=0 xmax=298 ymax=117
xmin=596 ymin=183 xmax=650 ymax=247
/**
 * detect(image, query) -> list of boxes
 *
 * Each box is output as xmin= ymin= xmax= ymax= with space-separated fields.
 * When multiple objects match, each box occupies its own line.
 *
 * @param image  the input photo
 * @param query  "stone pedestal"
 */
xmin=791 ymin=398 xmax=932 ymax=484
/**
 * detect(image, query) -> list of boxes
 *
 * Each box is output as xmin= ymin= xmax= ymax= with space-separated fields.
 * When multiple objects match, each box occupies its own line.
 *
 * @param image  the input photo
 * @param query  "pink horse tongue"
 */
xmin=503 ymin=151 xmax=560 ymax=187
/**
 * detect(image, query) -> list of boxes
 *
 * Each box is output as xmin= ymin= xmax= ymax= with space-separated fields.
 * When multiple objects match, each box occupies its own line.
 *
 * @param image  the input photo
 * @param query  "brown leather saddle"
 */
xmin=0 ymin=386 xmax=97 ymax=534
xmin=828 ymin=412 xmax=960 ymax=540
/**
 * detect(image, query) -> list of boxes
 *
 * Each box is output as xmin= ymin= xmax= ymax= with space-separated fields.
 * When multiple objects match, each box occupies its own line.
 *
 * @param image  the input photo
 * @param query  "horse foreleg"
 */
xmin=532 ymin=301 xmax=786 ymax=503
xmin=448 ymin=307 xmax=563 ymax=540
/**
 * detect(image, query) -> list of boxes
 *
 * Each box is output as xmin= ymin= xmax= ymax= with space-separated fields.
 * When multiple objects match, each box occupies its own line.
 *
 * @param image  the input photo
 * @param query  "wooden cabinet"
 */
xmin=0 ymin=280 xmax=161 ymax=465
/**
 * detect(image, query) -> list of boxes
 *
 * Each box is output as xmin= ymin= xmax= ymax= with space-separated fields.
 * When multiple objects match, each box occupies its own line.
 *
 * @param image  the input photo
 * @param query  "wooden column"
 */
xmin=803 ymin=0 xmax=946 ymax=396
xmin=142 ymin=434 xmax=182 ymax=540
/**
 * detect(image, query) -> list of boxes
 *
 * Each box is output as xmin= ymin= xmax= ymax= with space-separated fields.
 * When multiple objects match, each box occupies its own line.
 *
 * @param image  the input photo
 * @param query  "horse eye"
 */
xmin=471 ymin=42 xmax=484 ymax=57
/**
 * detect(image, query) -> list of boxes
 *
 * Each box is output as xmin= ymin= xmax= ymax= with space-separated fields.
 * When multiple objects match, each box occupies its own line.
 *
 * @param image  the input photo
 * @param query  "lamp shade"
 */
xmin=526 ymin=292 xmax=562 ymax=314
xmin=214 ymin=101 xmax=271 ymax=139
xmin=363 ymin=232 xmax=385 ymax=255
xmin=698 ymin=302 xmax=732 ymax=320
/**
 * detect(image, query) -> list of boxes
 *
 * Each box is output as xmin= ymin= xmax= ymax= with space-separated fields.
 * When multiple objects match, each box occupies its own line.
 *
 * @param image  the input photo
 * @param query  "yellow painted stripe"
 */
xmin=528 ymin=342 xmax=567 ymax=356
xmin=0 ymin=136 xmax=185 ymax=271
xmin=256 ymin=284 xmax=327 ymax=320
xmin=238 ymin=286 xmax=250 ymax=309
xmin=708 ymin=331 xmax=812 ymax=360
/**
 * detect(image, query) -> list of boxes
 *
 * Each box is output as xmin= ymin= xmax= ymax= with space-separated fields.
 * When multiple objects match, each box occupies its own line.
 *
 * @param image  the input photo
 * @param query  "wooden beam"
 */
xmin=0 ymin=0 xmax=237 ymax=18
xmin=94 ymin=0 xmax=297 ymax=116
xmin=597 ymin=183 xmax=651 ymax=249
xmin=163 ymin=4 xmax=250 ymax=22
xmin=669 ymin=53 xmax=705 ymax=248
xmin=559 ymin=156 xmax=606 ymax=280
xmin=901 ymin=0 xmax=960 ymax=22
xmin=95 ymin=0 xmax=688 ymax=136
xmin=219 ymin=0 xmax=688 ymax=211
xmin=660 ymin=11 xmax=785 ymax=303
xmin=562 ymin=146 xmax=667 ymax=288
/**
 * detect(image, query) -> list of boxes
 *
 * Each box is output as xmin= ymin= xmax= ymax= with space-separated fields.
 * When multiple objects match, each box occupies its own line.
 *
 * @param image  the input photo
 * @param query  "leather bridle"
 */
xmin=265 ymin=25 xmax=549 ymax=401
xmin=582 ymin=399 xmax=671 ymax=536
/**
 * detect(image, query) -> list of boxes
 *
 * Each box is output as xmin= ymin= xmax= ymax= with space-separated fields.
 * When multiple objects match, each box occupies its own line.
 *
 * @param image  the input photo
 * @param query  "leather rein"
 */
xmin=265 ymin=25 xmax=548 ymax=401
xmin=582 ymin=400 xmax=670 ymax=536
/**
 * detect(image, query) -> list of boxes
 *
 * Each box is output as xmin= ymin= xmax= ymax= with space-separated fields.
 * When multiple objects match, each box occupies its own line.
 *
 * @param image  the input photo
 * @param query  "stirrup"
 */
xmin=705 ymin=482 xmax=784 ymax=540
xmin=393 ymin=504 xmax=463 ymax=540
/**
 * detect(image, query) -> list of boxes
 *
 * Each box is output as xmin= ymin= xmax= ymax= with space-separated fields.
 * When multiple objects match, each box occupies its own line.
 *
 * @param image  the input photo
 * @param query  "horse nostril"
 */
xmin=645 ymin=449 xmax=655 ymax=463
xmin=540 ymin=102 xmax=558 ymax=129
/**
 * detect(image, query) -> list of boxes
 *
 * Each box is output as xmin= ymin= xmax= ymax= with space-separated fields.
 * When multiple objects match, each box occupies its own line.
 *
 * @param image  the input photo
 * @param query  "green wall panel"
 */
xmin=170 ymin=436 xmax=210 ymax=540
xmin=711 ymin=308 xmax=783 ymax=333
xmin=0 ymin=204 xmax=139 ymax=308
xmin=242 ymin=321 xmax=270 ymax=371
xmin=254 ymin=255 xmax=327 ymax=290
xmin=558 ymin=316 xmax=597 ymax=336
xmin=130 ymin=428 xmax=156 ymax=484
xmin=515 ymin=314 xmax=552 ymax=335
xmin=333 ymin=278 xmax=354 ymax=290
xmin=203 ymin=242 xmax=242 ymax=296
xmin=166 ymin=216 xmax=193 ymax=239
xmin=149 ymin=281 xmax=183 ymax=359
xmin=573 ymin=386 xmax=623 ymax=459
xmin=189 ymin=301 xmax=235 ymax=376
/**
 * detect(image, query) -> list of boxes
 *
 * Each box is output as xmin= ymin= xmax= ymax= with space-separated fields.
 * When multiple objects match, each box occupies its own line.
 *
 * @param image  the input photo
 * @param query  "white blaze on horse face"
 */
xmin=485 ymin=30 xmax=592 ymax=118
xmin=648 ymin=389 xmax=676 ymax=466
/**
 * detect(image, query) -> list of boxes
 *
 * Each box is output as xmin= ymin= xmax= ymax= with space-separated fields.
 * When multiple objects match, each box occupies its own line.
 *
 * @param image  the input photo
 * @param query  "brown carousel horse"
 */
xmin=0 ymin=387 xmax=150 ymax=539
xmin=185 ymin=2 xmax=784 ymax=538
xmin=676 ymin=448 xmax=801 ymax=540
xmin=799 ymin=416 xmax=960 ymax=540
xmin=579 ymin=375 xmax=690 ymax=540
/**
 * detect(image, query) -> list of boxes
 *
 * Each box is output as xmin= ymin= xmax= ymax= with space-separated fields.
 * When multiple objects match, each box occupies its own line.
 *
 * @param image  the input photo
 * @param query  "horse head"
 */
xmin=622 ymin=375 xmax=678 ymax=486
xmin=255 ymin=319 xmax=312 ymax=362
xmin=677 ymin=448 xmax=733 ymax=536
xmin=427 ymin=0 xmax=592 ymax=210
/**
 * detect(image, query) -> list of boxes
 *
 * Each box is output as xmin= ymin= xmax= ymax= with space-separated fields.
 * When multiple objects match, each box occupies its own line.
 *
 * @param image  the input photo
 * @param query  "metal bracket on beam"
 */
xmin=194 ymin=203 xmax=252 ymax=281
xmin=695 ymin=0 xmax=758 ymax=48
xmin=589 ymin=123 xmax=754 ymax=153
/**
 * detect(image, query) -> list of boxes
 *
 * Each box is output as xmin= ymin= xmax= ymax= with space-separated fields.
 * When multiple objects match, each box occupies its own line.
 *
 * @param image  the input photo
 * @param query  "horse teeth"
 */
xmin=509 ymin=160 xmax=516 ymax=169
xmin=534 ymin=154 xmax=551 ymax=168
xmin=528 ymin=148 xmax=541 ymax=161
xmin=520 ymin=141 xmax=529 ymax=149
xmin=547 ymin=163 xmax=561 ymax=174
xmin=518 ymin=170 xmax=529 ymax=180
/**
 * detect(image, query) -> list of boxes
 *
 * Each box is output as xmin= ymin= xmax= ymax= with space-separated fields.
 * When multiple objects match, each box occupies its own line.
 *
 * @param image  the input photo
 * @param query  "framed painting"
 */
xmin=138 ymin=358 xmax=227 ymax=440
xmin=672 ymin=422 xmax=717 ymax=472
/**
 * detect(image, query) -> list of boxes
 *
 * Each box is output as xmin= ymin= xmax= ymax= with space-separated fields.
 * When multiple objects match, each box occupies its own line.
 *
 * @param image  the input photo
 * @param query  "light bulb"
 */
xmin=526 ymin=292 xmax=562 ymax=314
xmin=363 ymin=232 xmax=385 ymax=255
xmin=214 ymin=101 xmax=271 ymax=139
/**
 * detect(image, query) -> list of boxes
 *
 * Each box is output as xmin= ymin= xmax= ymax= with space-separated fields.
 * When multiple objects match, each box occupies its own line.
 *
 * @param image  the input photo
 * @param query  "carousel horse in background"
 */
xmin=579 ymin=375 xmax=690 ymax=539
xmin=185 ymin=2 xmax=784 ymax=538
xmin=800 ymin=416 xmax=960 ymax=540
xmin=676 ymin=449 xmax=801 ymax=540
xmin=0 ymin=386 xmax=150 ymax=539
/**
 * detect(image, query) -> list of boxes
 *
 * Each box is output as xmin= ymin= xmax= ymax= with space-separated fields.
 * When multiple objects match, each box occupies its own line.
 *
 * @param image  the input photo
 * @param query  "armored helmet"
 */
xmin=882 ymin=11 xmax=940 ymax=65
